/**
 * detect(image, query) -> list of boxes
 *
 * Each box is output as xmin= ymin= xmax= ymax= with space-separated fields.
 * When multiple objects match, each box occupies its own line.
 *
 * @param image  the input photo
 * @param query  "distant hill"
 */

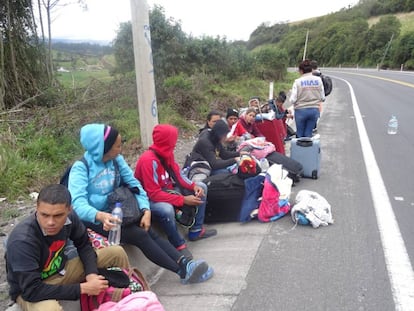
xmin=246 ymin=0 xmax=414 ymax=69
xmin=52 ymin=38 xmax=112 ymax=46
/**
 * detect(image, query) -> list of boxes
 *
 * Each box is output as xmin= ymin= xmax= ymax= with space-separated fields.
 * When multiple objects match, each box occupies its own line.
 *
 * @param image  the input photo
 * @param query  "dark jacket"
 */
xmin=6 ymin=212 xmax=97 ymax=302
xmin=190 ymin=128 xmax=239 ymax=170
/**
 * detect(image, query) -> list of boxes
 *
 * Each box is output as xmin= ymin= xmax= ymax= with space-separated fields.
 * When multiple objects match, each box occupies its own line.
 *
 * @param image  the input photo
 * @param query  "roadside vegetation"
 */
xmin=1 ymin=0 xmax=414 ymax=201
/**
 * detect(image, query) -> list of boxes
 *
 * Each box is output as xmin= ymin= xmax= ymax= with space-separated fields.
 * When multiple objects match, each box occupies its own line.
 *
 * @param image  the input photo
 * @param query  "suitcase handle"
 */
xmin=296 ymin=137 xmax=313 ymax=147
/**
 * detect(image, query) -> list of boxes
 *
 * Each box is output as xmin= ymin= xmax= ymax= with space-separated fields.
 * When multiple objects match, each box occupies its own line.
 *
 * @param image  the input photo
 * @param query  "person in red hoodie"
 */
xmin=135 ymin=124 xmax=217 ymax=258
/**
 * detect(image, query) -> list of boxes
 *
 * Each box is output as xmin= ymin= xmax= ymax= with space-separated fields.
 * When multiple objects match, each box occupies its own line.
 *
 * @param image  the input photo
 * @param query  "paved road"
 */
xmin=149 ymin=69 xmax=414 ymax=311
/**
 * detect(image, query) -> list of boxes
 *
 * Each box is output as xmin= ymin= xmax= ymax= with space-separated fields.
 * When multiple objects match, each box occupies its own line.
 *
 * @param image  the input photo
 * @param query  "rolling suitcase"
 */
xmin=203 ymin=173 xmax=245 ymax=223
xmin=290 ymin=137 xmax=321 ymax=179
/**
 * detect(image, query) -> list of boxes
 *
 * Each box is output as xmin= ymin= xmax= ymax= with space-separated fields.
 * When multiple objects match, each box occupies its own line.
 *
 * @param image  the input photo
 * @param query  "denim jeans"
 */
xmin=294 ymin=107 xmax=320 ymax=137
xmin=150 ymin=182 xmax=208 ymax=248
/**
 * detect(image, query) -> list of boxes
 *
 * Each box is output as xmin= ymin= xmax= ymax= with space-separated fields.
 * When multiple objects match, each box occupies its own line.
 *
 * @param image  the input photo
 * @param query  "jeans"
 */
xmin=211 ymin=168 xmax=230 ymax=175
xmin=294 ymin=107 xmax=320 ymax=137
xmin=150 ymin=182 xmax=208 ymax=248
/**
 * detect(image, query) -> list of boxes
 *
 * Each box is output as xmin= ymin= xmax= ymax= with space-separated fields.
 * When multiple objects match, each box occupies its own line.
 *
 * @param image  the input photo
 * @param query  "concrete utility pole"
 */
xmin=379 ymin=33 xmax=394 ymax=70
xmin=130 ymin=0 xmax=158 ymax=148
xmin=303 ymin=29 xmax=309 ymax=61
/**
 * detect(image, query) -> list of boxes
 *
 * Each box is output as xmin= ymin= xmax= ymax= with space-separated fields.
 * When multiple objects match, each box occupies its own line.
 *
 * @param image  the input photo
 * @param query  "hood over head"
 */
xmin=80 ymin=123 xmax=108 ymax=162
xmin=150 ymin=124 xmax=178 ymax=167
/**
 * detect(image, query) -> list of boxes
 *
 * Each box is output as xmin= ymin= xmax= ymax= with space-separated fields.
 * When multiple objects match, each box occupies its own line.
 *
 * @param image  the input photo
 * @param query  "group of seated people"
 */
xmin=5 ymin=94 xmax=294 ymax=310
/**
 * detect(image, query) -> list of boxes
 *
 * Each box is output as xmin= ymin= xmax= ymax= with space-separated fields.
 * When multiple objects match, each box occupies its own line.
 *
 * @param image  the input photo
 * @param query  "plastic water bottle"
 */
xmin=108 ymin=202 xmax=123 ymax=245
xmin=387 ymin=115 xmax=398 ymax=135
xmin=260 ymin=158 xmax=270 ymax=172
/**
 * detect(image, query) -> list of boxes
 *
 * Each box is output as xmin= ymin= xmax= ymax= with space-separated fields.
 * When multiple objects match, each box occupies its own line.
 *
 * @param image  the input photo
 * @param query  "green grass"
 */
xmin=56 ymin=69 xmax=113 ymax=88
xmin=398 ymin=11 xmax=414 ymax=35
xmin=368 ymin=12 xmax=414 ymax=35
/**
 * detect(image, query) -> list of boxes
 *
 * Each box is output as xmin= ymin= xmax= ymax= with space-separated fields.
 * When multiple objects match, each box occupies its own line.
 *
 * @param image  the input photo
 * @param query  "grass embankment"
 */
xmin=0 ymin=68 xmax=297 ymax=207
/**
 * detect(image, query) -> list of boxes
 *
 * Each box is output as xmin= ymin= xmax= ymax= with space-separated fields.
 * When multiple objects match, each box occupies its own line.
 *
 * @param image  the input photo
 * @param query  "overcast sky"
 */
xmin=51 ymin=0 xmax=357 ymax=42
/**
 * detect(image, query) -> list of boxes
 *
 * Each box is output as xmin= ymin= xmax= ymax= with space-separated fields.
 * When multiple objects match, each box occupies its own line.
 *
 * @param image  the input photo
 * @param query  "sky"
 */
xmin=51 ymin=0 xmax=357 ymax=42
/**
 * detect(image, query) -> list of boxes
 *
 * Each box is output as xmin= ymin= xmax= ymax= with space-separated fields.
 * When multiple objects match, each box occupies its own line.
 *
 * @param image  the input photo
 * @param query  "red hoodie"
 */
xmin=134 ymin=124 xmax=195 ymax=207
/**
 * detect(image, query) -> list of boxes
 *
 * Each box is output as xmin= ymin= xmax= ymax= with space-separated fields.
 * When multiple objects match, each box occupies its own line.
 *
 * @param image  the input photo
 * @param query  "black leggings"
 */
xmin=85 ymin=222 xmax=181 ymax=274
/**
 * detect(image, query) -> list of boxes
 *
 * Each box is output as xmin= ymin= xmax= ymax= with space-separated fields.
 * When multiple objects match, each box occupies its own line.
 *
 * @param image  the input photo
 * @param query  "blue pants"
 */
xmin=150 ymin=182 xmax=208 ymax=248
xmin=295 ymin=107 xmax=320 ymax=137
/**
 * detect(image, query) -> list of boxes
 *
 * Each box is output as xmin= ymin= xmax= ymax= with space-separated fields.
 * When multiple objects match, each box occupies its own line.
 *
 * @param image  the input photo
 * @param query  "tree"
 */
xmin=252 ymin=45 xmax=289 ymax=80
xmin=366 ymin=15 xmax=401 ymax=65
xmin=392 ymin=31 xmax=414 ymax=66
xmin=0 ymin=0 xmax=48 ymax=109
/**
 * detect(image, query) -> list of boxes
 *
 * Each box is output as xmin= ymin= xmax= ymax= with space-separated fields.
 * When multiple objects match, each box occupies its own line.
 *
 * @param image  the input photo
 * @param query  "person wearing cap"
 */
xmin=189 ymin=119 xmax=242 ymax=175
xmin=68 ymin=123 xmax=214 ymax=285
xmin=135 ymin=124 xmax=217 ymax=246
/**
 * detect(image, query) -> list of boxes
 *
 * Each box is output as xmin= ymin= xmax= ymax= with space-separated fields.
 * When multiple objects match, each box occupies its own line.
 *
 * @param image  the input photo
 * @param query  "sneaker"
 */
xmin=197 ymin=265 xmax=214 ymax=283
xmin=177 ymin=246 xmax=193 ymax=260
xmin=188 ymin=227 xmax=217 ymax=241
xmin=180 ymin=259 xmax=209 ymax=284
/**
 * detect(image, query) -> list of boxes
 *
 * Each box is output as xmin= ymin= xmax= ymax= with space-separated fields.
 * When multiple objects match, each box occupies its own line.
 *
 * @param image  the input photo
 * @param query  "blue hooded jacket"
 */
xmin=69 ymin=123 xmax=149 ymax=223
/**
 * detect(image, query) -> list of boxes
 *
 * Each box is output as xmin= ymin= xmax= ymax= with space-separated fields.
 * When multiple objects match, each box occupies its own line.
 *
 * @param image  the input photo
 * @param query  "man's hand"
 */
xmin=139 ymin=210 xmax=151 ymax=231
xmin=80 ymin=274 xmax=108 ymax=296
xmin=193 ymin=185 xmax=205 ymax=198
xmin=183 ymin=195 xmax=203 ymax=206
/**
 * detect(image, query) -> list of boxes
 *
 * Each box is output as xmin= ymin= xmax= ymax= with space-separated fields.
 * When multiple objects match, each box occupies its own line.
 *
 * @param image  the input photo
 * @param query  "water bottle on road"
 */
xmin=108 ymin=202 xmax=123 ymax=245
xmin=387 ymin=115 xmax=398 ymax=135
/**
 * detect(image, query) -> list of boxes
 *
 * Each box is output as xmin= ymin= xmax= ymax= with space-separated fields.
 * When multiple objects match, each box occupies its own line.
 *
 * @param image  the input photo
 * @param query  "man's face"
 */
xmin=227 ymin=116 xmax=238 ymax=127
xmin=207 ymin=115 xmax=221 ymax=129
xmin=36 ymin=201 xmax=70 ymax=236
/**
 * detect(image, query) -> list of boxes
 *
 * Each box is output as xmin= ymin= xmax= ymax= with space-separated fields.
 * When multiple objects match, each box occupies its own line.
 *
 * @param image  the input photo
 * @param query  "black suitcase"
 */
xmin=266 ymin=151 xmax=303 ymax=182
xmin=203 ymin=173 xmax=245 ymax=223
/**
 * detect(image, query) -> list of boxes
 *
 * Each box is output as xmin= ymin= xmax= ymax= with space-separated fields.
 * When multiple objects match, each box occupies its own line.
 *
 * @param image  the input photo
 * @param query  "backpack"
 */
xmin=59 ymin=157 xmax=88 ymax=187
xmin=258 ymin=164 xmax=292 ymax=222
xmin=95 ymin=291 xmax=165 ymax=311
xmin=321 ymin=74 xmax=333 ymax=96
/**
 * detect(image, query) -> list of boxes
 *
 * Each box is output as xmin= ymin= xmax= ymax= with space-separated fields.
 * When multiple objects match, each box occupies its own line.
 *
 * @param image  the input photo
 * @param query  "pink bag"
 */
xmin=81 ymin=267 xmax=150 ymax=311
xmin=87 ymin=228 xmax=109 ymax=249
xmin=96 ymin=291 xmax=165 ymax=311
xmin=237 ymin=137 xmax=276 ymax=159
xmin=258 ymin=177 xmax=291 ymax=222
xmin=81 ymin=286 xmax=131 ymax=311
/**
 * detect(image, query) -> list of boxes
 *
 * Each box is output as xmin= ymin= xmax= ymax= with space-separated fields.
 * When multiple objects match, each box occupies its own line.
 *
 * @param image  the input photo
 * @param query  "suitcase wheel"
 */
xmin=311 ymin=170 xmax=318 ymax=179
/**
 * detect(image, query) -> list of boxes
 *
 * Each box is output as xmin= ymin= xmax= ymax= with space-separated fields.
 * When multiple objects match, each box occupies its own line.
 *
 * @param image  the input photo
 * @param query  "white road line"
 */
xmin=339 ymin=77 xmax=414 ymax=310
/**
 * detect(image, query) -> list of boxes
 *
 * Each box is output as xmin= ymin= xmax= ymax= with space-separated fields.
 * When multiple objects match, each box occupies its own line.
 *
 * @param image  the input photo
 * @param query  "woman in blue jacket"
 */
xmin=68 ymin=123 xmax=213 ymax=284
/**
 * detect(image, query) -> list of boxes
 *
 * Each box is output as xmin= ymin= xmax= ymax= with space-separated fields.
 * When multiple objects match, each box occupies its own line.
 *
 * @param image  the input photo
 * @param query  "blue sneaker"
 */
xmin=180 ymin=259 xmax=210 ymax=284
xmin=198 ymin=266 xmax=214 ymax=283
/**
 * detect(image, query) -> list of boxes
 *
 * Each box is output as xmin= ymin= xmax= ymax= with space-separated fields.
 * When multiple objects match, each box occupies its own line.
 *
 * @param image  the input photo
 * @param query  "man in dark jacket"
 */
xmin=6 ymin=184 xmax=129 ymax=311
xmin=190 ymin=119 xmax=242 ymax=175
